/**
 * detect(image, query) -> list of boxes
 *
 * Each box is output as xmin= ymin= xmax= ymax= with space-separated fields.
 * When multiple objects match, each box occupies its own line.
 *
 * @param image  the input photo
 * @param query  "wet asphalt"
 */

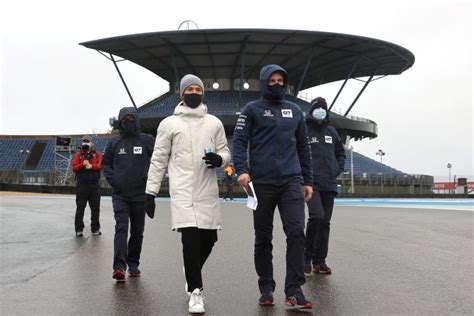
xmin=0 ymin=193 xmax=473 ymax=315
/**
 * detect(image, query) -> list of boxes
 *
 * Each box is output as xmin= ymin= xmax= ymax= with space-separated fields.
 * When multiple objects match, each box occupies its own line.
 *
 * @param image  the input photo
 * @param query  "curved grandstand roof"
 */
xmin=80 ymin=28 xmax=414 ymax=90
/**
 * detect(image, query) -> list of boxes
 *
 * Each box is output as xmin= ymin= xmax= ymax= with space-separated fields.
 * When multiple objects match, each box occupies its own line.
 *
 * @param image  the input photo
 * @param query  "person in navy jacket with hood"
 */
xmin=102 ymin=107 xmax=155 ymax=281
xmin=304 ymin=97 xmax=346 ymax=275
xmin=233 ymin=64 xmax=313 ymax=310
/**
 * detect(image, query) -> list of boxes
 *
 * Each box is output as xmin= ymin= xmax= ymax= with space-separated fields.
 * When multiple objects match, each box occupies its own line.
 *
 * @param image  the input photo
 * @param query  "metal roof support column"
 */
xmin=343 ymin=73 xmax=375 ymax=117
xmin=294 ymin=53 xmax=313 ymax=97
xmin=329 ymin=60 xmax=360 ymax=111
xmin=109 ymin=54 xmax=137 ymax=110
xmin=170 ymin=49 xmax=180 ymax=92
xmin=238 ymin=44 xmax=247 ymax=108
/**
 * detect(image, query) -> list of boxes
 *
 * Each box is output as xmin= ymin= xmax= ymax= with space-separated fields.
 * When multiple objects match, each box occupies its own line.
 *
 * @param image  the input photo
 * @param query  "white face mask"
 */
xmin=312 ymin=108 xmax=327 ymax=121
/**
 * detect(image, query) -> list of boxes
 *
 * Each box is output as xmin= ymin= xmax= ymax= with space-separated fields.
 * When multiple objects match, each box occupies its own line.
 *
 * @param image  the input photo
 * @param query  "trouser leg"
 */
xmin=89 ymin=183 xmax=101 ymax=232
xmin=277 ymin=180 xmax=306 ymax=296
xmin=127 ymin=201 xmax=145 ymax=271
xmin=183 ymin=228 xmax=218 ymax=291
xmin=112 ymin=197 xmax=130 ymax=270
xmin=74 ymin=184 xmax=88 ymax=232
xmin=199 ymin=229 xmax=218 ymax=268
xmin=182 ymin=227 xmax=203 ymax=292
xmin=304 ymin=190 xmax=324 ymax=258
xmin=252 ymin=184 xmax=278 ymax=293
xmin=313 ymin=191 xmax=335 ymax=263
xmin=226 ymin=185 xmax=233 ymax=200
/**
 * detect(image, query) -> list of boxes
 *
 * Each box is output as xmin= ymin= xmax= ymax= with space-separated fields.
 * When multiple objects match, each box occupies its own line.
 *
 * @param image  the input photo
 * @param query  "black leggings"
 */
xmin=180 ymin=227 xmax=218 ymax=292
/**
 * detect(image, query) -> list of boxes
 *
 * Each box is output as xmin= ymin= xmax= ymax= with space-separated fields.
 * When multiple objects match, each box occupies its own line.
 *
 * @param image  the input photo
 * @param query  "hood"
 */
xmin=306 ymin=99 xmax=331 ymax=126
xmin=259 ymin=64 xmax=288 ymax=101
xmin=173 ymin=101 xmax=208 ymax=117
xmin=117 ymin=107 xmax=141 ymax=135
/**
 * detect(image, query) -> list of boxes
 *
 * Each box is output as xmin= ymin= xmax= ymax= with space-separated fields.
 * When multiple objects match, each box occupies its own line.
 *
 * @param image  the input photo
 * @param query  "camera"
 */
xmin=79 ymin=149 xmax=93 ymax=161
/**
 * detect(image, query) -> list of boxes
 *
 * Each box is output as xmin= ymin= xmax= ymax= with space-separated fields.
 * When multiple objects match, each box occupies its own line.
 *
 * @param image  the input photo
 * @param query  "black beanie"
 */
xmin=310 ymin=97 xmax=328 ymax=110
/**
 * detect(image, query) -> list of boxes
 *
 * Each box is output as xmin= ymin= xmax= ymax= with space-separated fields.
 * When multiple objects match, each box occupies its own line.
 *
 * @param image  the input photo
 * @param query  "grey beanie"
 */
xmin=179 ymin=74 xmax=204 ymax=96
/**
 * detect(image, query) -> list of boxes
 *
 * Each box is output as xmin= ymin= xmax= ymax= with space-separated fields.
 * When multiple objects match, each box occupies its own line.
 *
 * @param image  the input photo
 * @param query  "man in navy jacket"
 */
xmin=102 ymin=107 xmax=155 ymax=281
xmin=233 ymin=64 xmax=313 ymax=310
xmin=304 ymin=97 xmax=346 ymax=275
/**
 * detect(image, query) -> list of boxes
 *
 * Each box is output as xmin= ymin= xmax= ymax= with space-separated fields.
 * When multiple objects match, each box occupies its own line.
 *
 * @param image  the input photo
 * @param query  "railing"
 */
xmin=0 ymin=169 xmax=441 ymax=197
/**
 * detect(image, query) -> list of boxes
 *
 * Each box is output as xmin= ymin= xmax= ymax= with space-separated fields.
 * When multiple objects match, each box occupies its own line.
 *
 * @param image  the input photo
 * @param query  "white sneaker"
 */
xmin=188 ymin=288 xmax=205 ymax=314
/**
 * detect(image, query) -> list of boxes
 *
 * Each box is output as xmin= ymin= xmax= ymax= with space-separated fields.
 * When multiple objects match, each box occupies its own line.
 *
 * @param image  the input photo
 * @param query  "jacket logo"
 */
xmin=325 ymin=136 xmax=333 ymax=144
xmin=133 ymin=147 xmax=142 ymax=154
xmin=118 ymin=148 xmax=127 ymax=155
xmin=263 ymin=110 xmax=274 ymax=117
xmin=281 ymin=109 xmax=293 ymax=118
xmin=310 ymin=137 xmax=319 ymax=143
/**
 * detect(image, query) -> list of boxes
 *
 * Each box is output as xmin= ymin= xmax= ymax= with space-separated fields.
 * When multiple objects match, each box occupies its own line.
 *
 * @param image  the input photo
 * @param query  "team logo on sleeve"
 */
xmin=133 ymin=147 xmax=143 ymax=154
xmin=325 ymin=136 xmax=333 ymax=144
xmin=118 ymin=148 xmax=127 ymax=155
xmin=235 ymin=114 xmax=247 ymax=130
xmin=281 ymin=109 xmax=293 ymax=118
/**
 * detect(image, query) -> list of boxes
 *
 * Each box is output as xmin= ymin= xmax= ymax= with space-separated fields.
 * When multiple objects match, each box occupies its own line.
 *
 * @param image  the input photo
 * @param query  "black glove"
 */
xmin=145 ymin=194 xmax=156 ymax=219
xmin=202 ymin=152 xmax=223 ymax=169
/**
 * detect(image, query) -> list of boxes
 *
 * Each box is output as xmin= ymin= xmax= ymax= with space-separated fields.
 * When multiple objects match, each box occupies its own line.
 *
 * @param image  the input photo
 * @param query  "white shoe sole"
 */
xmin=189 ymin=306 xmax=205 ymax=314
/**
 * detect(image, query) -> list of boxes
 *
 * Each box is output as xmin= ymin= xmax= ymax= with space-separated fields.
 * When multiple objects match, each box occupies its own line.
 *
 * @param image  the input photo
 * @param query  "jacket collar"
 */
xmin=173 ymin=102 xmax=207 ymax=117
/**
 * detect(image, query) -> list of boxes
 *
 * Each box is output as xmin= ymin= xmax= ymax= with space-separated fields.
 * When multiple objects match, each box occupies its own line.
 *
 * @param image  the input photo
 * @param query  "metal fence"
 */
xmin=338 ymin=173 xmax=434 ymax=195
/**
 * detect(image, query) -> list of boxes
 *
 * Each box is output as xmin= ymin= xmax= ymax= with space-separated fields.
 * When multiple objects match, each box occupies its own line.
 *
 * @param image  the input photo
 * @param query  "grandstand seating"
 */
xmin=0 ymin=87 xmax=399 ymax=176
xmin=345 ymin=151 xmax=404 ymax=175
xmin=0 ymin=136 xmax=113 ymax=172
xmin=0 ymin=139 xmax=35 ymax=171
xmin=0 ymin=135 xmax=404 ymax=177
xmin=138 ymin=91 xmax=312 ymax=118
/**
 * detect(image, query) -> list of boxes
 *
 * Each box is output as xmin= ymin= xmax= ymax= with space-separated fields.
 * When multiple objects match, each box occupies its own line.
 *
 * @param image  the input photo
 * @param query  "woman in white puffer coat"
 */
xmin=145 ymin=74 xmax=230 ymax=314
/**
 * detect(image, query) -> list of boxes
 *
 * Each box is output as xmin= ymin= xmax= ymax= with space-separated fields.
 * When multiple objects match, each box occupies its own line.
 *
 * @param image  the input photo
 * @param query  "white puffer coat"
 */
xmin=145 ymin=102 xmax=230 ymax=230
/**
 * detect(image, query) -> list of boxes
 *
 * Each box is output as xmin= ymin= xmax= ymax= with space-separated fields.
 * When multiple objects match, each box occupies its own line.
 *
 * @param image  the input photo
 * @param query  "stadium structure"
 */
xmin=0 ymin=27 xmax=437 ymax=195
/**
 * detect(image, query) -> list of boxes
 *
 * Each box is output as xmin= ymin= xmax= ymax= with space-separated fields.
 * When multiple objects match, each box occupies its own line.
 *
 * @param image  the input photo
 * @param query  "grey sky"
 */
xmin=1 ymin=0 xmax=472 ymax=181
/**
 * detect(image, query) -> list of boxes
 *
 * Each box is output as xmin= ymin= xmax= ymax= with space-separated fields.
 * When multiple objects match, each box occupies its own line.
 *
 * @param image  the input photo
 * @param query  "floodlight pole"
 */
xmin=376 ymin=149 xmax=385 ymax=163
xmin=110 ymin=54 xmax=137 ymax=110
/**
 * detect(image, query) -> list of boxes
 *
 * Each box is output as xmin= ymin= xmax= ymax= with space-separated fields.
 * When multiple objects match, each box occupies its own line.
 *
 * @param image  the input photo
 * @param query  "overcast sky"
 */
xmin=1 ymin=0 xmax=472 ymax=181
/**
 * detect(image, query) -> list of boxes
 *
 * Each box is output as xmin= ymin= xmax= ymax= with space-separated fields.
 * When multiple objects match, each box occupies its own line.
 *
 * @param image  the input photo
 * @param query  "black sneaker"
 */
xmin=75 ymin=231 xmax=83 ymax=237
xmin=313 ymin=262 xmax=332 ymax=274
xmin=91 ymin=230 xmax=102 ymax=235
xmin=259 ymin=291 xmax=274 ymax=306
xmin=304 ymin=256 xmax=312 ymax=276
xmin=285 ymin=291 xmax=312 ymax=310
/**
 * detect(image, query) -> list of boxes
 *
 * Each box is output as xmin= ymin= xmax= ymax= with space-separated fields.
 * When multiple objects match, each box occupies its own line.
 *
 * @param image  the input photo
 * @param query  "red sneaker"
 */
xmin=285 ymin=292 xmax=313 ymax=310
xmin=129 ymin=270 xmax=141 ymax=278
xmin=112 ymin=269 xmax=125 ymax=281
xmin=258 ymin=291 xmax=274 ymax=306
xmin=313 ymin=263 xmax=332 ymax=274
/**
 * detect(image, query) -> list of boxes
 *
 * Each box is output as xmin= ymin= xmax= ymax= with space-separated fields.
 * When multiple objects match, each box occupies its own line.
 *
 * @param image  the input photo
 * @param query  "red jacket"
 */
xmin=72 ymin=148 xmax=102 ymax=183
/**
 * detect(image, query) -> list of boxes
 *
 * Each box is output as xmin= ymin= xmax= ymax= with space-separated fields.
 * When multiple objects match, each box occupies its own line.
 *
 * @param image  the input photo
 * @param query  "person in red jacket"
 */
xmin=71 ymin=135 xmax=103 ymax=236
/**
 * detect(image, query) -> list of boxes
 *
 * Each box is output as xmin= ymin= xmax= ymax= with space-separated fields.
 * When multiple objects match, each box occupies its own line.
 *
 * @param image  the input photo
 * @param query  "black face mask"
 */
xmin=183 ymin=93 xmax=202 ymax=108
xmin=81 ymin=144 xmax=90 ymax=151
xmin=122 ymin=120 xmax=137 ymax=135
xmin=265 ymin=84 xmax=285 ymax=101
